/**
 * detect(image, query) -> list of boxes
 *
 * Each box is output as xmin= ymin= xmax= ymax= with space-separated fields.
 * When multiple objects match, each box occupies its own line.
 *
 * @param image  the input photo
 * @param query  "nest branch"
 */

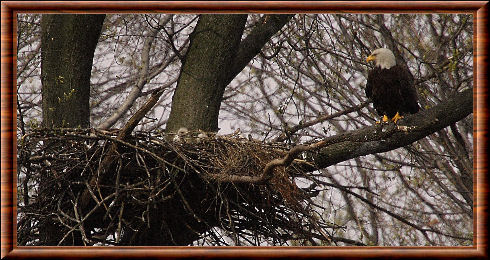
xmin=17 ymin=127 xmax=339 ymax=246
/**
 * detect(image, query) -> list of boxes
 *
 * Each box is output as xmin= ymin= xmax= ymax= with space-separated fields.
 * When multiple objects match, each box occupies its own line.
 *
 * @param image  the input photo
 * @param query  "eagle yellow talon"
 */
xmin=392 ymin=112 xmax=403 ymax=124
xmin=376 ymin=115 xmax=389 ymax=124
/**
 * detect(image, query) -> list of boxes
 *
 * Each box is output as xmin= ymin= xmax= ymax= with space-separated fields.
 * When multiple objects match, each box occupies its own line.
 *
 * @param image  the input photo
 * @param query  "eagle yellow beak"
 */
xmin=366 ymin=55 xmax=375 ymax=62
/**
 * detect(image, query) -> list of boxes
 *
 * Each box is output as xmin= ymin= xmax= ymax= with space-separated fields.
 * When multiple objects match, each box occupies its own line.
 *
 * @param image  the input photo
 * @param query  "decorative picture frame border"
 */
xmin=1 ymin=1 xmax=487 ymax=258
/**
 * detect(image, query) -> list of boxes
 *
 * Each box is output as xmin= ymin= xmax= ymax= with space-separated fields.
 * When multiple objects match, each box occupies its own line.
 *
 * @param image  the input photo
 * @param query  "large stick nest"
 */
xmin=17 ymin=128 xmax=329 ymax=246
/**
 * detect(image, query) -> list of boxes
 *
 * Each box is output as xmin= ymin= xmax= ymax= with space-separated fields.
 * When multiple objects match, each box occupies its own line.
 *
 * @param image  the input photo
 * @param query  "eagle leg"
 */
xmin=376 ymin=115 xmax=390 ymax=124
xmin=392 ymin=112 xmax=403 ymax=124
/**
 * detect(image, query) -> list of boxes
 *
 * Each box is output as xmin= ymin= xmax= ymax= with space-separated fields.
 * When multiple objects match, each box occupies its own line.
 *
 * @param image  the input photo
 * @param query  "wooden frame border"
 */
xmin=1 ymin=1 xmax=488 ymax=258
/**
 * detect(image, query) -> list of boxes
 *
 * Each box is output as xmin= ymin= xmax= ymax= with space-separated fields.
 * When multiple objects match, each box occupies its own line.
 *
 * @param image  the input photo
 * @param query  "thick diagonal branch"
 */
xmin=205 ymin=88 xmax=472 ymax=184
xmin=225 ymin=14 xmax=293 ymax=87
xmin=311 ymin=88 xmax=473 ymax=169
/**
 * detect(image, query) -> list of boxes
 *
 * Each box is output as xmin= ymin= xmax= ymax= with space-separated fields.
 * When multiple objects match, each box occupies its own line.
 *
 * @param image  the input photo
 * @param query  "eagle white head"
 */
xmin=366 ymin=48 xmax=396 ymax=69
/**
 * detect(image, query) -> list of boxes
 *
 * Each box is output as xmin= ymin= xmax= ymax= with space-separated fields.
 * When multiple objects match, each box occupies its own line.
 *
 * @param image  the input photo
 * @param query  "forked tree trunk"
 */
xmin=36 ymin=14 xmax=292 ymax=246
xmin=165 ymin=14 xmax=248 ymax=133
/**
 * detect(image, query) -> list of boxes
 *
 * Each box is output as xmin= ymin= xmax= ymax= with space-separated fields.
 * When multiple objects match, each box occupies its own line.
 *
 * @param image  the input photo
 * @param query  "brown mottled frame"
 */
xmin=1 ymin=1 xmax=488 ymax=259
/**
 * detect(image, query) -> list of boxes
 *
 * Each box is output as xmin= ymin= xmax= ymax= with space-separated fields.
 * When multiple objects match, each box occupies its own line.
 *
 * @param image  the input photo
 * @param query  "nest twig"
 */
xmin=17 ymin=128 xmax=337 ymax=246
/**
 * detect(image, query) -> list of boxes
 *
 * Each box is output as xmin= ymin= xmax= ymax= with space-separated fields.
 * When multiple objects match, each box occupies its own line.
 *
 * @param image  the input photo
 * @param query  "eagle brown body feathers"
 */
xmin=366 ymin=64 xmax=419 ymax=119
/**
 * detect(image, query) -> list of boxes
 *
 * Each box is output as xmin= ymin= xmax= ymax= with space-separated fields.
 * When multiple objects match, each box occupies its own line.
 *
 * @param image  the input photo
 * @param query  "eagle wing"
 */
xmin=365 ymin=70 xmax=374 ymax=99
xmin=396 ymin=65 xmax=419 ymax=113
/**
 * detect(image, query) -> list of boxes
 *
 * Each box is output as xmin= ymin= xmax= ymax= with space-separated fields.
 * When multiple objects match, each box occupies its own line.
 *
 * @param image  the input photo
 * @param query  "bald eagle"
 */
xmin=366 ymin=48 xmax=419 ymax=123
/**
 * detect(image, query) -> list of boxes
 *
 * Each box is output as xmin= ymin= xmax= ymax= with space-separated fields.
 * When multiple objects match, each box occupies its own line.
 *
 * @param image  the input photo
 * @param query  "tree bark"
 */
xmin=310 ymin=88 xmax=473 ymax=169
xmin=41 ymin=14 xmax=105 ymax=128
xmin=39 ymin=14 xmax=105 ymax=245
xmin=136 ymin=14 xmax=297 ymax=245
xmin=165 ymin=14 xmax=248 ymax=132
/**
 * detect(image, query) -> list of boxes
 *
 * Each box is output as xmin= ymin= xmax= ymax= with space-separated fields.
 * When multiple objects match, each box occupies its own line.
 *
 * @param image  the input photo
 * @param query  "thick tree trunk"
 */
xmin=35 ymin=14 xmax=292 ymax=246
xmin=165 ymin=14 xmax=247 ymax=132
xmin=39 ymin=14 xmax=105 ymax=245
xmin=125 ymin=14 xmax=247 ymax=246
xmin=41 ymin=14 xmax=105 ymax=128
xmin=129 ymin=14 xmax=296 ymax=245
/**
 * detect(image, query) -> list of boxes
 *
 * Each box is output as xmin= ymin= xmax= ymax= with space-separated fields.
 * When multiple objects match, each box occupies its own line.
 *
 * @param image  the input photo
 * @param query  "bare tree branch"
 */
xmin=225 ymin=14 xmax=293 ymax=86
xmin=97 ymin=15 xmax=172 ymax=130
xmin=204 ymin=88 xmax=472 ymax=184
xmin=273 ymin=100 xmax=370 ymax=142
xmin=311 ymin=88 xmax=472 ymax=169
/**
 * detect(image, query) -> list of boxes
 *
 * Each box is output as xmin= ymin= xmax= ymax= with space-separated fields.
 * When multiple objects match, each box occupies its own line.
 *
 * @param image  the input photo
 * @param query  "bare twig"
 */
xmin=98 ymin=15 xmax=172 ymax=130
